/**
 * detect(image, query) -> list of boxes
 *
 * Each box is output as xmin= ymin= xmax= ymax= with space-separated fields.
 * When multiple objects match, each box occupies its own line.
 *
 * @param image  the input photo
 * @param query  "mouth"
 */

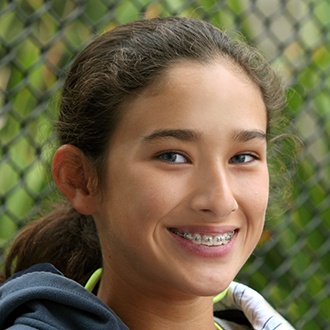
xmin=168 ymin=228 xmax=236 ymax=247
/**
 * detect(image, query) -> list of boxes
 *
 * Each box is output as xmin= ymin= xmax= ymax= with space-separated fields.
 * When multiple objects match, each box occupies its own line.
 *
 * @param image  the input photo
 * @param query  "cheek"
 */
xmin=237 ymin=168 xmax=269 ymax=221
xmin=258 ymin=169 xmax=270 ymax=212
xmin=251 ymin=178 xmax=269 ymax=236
xmin=249 ymin=182 xmax=269 ymax=213
xmin=106 ymin=168 xmax=184 ymax=232
xmin=130 ymin=176 xmax=187 ymax=226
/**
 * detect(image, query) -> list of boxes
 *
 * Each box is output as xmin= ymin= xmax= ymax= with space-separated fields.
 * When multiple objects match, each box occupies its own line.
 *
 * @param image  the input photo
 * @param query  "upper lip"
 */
xmin=168 ymin=225 xmax=238 ymax=235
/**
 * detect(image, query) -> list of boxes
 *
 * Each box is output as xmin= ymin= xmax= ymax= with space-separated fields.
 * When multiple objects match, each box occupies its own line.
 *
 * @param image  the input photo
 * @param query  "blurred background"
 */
xmin=0 ymin=0 xmax=329 ymax=328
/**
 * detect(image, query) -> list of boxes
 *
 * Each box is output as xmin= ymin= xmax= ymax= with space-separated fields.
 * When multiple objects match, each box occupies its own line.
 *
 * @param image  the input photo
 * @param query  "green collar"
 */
xmin=85 ymin=268 xmax=103 ymax=292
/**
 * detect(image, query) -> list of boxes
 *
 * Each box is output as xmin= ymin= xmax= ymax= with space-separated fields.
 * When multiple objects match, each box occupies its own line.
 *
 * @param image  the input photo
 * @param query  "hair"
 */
xmin=1 ymin=17 xmax=287 ymax=285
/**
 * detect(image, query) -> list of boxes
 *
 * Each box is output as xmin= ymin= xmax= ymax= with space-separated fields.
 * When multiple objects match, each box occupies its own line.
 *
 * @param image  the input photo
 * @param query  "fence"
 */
xmin=0 ymin=0 xmax=329 ymax=329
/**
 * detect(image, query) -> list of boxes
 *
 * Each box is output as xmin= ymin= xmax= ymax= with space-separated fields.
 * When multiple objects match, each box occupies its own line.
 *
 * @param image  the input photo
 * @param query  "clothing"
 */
xmin=215 ymin=282 xmax=296 ymax=330
xmin=0 ymin=264 xmax=295 ymax=329
xmin=0 ymin=264 xmax=128 ymax=330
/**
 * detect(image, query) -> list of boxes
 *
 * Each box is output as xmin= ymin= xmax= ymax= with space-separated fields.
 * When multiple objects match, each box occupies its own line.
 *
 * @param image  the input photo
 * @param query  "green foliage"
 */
xmin=239 ymin=6 xmax=330 ymax=327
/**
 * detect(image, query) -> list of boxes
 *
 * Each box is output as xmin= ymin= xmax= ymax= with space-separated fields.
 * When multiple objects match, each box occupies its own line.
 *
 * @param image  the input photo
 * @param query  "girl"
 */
xmin=0 ymin=17 xmax=294 ymax=329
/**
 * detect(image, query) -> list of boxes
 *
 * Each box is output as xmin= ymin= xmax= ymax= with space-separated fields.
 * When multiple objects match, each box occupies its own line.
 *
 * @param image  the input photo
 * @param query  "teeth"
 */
xmin=192 ymin=234 xmax=202 ymax=244
xmin=214 ymin=235 xmax=224 ymax=245
xmin=214 ymin=234 xmax=230 ymax=246
xmin=183 ymin=232 xmax=193 ymax=240
xmin=171 ymin=229 xmax=235 ymax=246
xmin=202 ymin=235 xmax=214 ymax=246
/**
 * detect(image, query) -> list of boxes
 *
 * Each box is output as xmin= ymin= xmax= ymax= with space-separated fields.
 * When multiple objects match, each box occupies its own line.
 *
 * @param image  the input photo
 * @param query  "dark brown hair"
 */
xmin=1 ymin=17 xmax=286 ymax=285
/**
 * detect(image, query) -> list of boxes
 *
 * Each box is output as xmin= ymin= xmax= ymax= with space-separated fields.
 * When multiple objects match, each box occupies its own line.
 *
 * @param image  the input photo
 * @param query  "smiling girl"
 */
xmin=0 ymin=17 xmax=294 ymax=329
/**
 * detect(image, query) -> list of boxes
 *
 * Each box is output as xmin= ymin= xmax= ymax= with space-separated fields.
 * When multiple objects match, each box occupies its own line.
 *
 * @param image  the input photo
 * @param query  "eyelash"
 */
xmin=156 ymin=151 xmax=259 ymax=165
xmin=229 ymin=153 xmax=259 ymax=164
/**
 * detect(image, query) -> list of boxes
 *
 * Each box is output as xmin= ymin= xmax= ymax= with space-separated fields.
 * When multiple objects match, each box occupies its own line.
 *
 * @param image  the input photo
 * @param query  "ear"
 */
xmin=52 ymin=144 xmax=99 ymax=215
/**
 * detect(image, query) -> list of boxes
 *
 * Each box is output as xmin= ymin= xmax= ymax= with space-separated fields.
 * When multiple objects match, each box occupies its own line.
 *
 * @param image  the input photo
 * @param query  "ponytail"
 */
xmin=0 ymin=200 xmax=102 ymax=285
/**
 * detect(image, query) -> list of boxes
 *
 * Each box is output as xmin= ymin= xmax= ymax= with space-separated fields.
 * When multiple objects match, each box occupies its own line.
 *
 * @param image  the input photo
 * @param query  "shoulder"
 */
xmin=0 ymin=264 xmax=128 ymax=330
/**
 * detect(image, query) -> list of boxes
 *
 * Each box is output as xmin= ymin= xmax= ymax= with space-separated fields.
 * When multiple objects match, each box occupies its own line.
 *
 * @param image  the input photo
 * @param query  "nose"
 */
xmin=189 ymin=165 xmax=238 ymax=220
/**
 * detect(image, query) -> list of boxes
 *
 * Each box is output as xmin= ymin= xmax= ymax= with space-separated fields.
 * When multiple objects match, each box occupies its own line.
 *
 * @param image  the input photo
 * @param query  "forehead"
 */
xmin=110 ymin=61 xmax=267 ymax=147
xmin=143 ymin=59 xmax=261 ymax=99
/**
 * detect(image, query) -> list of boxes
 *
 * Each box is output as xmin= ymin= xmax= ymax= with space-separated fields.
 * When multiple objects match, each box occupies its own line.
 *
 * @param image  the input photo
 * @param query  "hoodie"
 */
xmin=0 ymin=264 xmax=295 ymax=329
xmin=0 ymin=264 xmax=128 ymax=329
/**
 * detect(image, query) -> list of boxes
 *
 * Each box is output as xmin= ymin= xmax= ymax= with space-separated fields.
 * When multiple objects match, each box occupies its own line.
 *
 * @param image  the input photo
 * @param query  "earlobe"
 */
xmin=52 ymin=144 xmax=99 ymax=215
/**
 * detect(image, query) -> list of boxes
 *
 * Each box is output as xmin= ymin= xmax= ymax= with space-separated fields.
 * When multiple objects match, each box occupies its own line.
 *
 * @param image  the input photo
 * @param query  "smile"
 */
xmin=169 ymin=228 xmax=236 ymax=247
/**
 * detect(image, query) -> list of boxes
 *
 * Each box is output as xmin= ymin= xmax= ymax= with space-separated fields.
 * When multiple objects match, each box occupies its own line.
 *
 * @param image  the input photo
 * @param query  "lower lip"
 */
xmin=168 ymin=230 xmax=237 ymax=258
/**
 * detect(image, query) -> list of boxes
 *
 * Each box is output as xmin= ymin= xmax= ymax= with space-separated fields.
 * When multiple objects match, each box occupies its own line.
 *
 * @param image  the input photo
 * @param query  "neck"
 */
xmin=97 ymin=268 xmax=216 ymax=330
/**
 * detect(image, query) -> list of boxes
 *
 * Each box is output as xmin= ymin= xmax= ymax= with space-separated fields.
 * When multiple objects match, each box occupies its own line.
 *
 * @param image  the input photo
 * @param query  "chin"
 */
xmin=182 ymin=271 xmax=237 ymax=297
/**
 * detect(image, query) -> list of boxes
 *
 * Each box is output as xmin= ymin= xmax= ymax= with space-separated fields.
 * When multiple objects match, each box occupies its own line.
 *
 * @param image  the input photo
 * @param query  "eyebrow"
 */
xmin=232 ymin=129 xmax=267 ymax=142
xmin=142 ymin=129 xmax=200 ymax=143
xmin=142 ymin=128 xmax=266 ymax=144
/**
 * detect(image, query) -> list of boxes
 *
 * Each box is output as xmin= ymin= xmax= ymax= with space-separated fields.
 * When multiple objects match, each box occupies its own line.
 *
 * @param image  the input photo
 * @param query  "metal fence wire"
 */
xmin=0 ymin=0 xmax=329 ymax=329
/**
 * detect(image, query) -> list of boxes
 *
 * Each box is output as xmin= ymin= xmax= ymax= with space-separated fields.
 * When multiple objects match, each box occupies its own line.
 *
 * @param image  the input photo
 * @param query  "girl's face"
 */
xmin=94 ymin=61 xmax=268 ymax=299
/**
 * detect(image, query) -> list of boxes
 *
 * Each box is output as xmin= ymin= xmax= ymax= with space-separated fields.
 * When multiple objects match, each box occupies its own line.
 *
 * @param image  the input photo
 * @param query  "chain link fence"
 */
xmin=0 ymin=0 xmax=329 ymax=329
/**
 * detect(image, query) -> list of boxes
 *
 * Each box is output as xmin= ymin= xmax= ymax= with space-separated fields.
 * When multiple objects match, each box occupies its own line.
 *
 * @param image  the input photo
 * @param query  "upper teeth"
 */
xmin=171 ymin=229 xmax=235 ymax=246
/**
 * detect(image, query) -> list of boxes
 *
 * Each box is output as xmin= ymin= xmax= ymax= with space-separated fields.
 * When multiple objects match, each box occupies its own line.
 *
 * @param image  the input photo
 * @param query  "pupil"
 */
xmin=238 ymin=155 xmax=245 ymax=162
xmin=234 ymin=155 xmax=245 ymax=163
xmin=163 ymin=153 xmax=177 ymax=162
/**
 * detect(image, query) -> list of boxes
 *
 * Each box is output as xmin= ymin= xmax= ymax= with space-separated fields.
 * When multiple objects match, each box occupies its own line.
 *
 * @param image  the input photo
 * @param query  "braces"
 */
xmin=170 ymin=229 xmax=235 ymax=246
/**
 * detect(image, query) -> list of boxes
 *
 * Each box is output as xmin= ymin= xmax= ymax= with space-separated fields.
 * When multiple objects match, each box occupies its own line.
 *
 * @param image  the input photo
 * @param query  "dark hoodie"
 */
xmin=0 ymin=264 xmax=128 ymax=329
xmin=0 ymin=264 xmax=294 ymax=329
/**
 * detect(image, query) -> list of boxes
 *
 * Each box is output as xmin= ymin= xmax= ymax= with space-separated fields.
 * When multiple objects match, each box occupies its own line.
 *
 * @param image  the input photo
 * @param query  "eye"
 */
xmin=229 ymin=153 xmax=257 ymax=164
xmin=158 ymin=152 xmax=188 ymax=164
